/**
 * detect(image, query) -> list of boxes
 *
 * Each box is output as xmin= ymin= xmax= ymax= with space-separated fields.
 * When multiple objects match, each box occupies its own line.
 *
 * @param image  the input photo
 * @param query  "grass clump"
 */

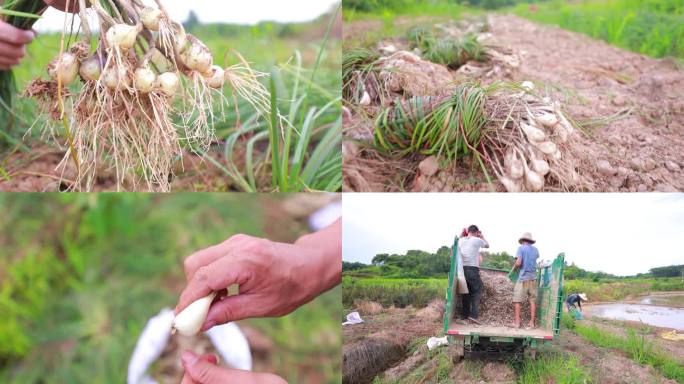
xmin=407 ymin=27 xmax=486 ymax=69
xmin=515 ymin=353 xmax=594 ymax=384
xmin=374 ymin=83 xmax=486 ymax=160
xmin=574 ymin=323 xmax=684 ymax=382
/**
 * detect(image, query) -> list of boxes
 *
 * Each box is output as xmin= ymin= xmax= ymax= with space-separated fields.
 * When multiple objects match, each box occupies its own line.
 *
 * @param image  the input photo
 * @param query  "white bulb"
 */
xmin=173 ymin=292 xmax=216 ymax=336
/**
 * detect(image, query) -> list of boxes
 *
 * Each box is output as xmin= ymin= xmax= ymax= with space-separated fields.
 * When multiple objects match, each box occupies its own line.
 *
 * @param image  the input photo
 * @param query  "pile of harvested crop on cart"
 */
xmin=18 ymin=0 xmax=272 ymax=191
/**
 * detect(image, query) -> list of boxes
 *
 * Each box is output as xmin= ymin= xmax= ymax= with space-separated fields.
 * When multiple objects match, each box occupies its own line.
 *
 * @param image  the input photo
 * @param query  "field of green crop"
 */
xmin=343 ymin=275 xmax=684 ymax=311
xmin=2 ymin=10 xmax=342 ymax=192
xmin=564 ymin=277 xmax=684 ymax=302
xmin=0 ymin=194 xmax=341 ymax=383
xmin=513 ymin=0 xmax=684 ymax=59
xmin=342 ymin=276 xmax=447 ymax=308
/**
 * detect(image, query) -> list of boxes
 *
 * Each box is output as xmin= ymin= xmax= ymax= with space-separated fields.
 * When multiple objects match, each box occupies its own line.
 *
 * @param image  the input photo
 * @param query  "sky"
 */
xmin=34 ymin=0 xmax=340 ymax=32
xmin=342 ymin=193 xmax=684 ymax=276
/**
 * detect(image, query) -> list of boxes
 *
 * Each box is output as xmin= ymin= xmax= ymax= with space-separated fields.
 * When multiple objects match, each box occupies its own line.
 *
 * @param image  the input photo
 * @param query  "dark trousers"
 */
xmin=462 ymin=266 xmax=483 ymax=319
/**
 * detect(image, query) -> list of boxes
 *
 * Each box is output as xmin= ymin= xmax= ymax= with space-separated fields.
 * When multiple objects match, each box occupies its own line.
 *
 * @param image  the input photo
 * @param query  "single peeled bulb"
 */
xmin=48 ymin=53 xmax=79 ymax=85
xmin=106 ymin=23 xmax=139 ymax=50
xmin=203 ymin=65 xmax=225 ymax=89
xmin=134 ymin=67 xmax=157 ymax=93
xmin=140 ymin=7 xmax=163 ymax=31
xmin=157 ymin=72 xmax=180 ymax=97
xmin=173 ymin=292 xmax=216 ymax=336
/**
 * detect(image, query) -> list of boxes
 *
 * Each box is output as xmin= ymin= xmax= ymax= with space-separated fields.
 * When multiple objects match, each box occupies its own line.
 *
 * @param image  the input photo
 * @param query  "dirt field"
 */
xmin=342 ymin=300 xmax=683 ymax=383
xmin=343 ymin=14 xmax=684 ymax=192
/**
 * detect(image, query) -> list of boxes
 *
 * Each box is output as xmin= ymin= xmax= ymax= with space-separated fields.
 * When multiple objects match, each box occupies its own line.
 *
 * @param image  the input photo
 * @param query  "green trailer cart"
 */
xmin=442 ymin=235 xmax=565 ymax=360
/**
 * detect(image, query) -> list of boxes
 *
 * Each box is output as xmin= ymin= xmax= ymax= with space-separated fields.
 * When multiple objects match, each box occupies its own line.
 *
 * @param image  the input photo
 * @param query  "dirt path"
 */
xmin=343 ymin=14 xmax=684 ymax=192
xmin=487 ymin=14 xmax=684 ymax=192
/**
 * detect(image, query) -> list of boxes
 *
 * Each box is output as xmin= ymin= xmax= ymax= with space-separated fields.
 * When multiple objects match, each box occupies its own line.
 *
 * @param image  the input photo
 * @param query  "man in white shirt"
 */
xmin=459 ymin=225 xmax=489 ymax=323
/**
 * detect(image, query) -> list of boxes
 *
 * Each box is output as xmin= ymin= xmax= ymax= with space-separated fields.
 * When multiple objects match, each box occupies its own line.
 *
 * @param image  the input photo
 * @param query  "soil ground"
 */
xmin=343 ymin=299 xmax=683 ymax=383
xmin=0 ymin=143 xmax=241 ymax=191
xmin=343 ymin=14 xmax=684 ymax=192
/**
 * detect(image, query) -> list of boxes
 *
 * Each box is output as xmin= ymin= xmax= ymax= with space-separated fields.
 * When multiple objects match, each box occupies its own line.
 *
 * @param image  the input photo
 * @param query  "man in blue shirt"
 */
xmin=512 ymin=232 xmax=539 ymax=328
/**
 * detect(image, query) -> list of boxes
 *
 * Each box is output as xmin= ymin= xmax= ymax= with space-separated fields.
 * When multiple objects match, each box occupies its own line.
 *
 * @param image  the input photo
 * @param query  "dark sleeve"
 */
xmin=578 ymin=301 xmax=582 ymax=310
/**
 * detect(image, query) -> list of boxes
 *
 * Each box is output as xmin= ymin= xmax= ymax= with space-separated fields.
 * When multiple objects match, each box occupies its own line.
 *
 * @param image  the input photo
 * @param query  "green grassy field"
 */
xmin=343 ymin=275 xmax=684 ymax=310
xmin=513 ymin=0 xmax=684 ymax=59
xmin=563 ymin=315 xmax=684 ymax=382
xmin=342 ymin=276 xmax=447 ymax=308
xmin=565 ymin=277 xmax=684 ymax=302
xmin=2 ymin=11 xmax=342 ymax=192
xmin=0 ymin=194 xmax=341 ymax=383
xmin=343 ymin=0 xmax=684 ymax=61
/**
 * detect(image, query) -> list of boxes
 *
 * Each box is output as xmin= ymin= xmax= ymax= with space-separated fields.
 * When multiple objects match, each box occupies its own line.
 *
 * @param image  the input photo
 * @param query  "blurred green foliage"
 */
xmin=0 ymin=194 xmax=341 ymax=383
xmin=513 ymin=0 xmax=684 ymax=58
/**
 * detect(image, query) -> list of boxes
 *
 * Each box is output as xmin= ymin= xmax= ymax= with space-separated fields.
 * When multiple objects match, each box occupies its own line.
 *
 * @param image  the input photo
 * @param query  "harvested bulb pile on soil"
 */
xmin=25 ymin=0 xmax=270 ymax=191
xmin=343 ymin=20 xmax=589 ymax=192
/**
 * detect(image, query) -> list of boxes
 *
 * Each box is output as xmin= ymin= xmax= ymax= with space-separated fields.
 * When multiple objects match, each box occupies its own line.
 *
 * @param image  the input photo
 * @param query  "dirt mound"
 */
xmin=377 ymin=51 xmax=456 ymax=98
xmin=343 ymin=335 xmax=406 ymax=384
xmin=416 ymin=299 xmax=445 ymax=321
xmin=355 ymin=300 xmax=384 ymax=315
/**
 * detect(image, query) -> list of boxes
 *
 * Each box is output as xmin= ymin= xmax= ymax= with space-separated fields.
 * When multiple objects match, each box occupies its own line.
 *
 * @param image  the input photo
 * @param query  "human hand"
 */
xmin=180 ymin=351 xmax=286 ymax=384
xmin=175 ymin=219 xmax=341 ymax=331
xmin=43 ymin=0 xmax=82 ymax=13
xmin=0 ymin=21 xmax=35 ymax=70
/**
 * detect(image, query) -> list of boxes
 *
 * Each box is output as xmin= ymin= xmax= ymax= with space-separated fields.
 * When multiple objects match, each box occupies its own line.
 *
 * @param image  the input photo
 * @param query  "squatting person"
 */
xmin=512 ymin=232 xmax=539 ymax=329
xmin=459 ymin=224 xmax=489 ymax=323
xmin=566 ymin=292 xmax=589 ymax=312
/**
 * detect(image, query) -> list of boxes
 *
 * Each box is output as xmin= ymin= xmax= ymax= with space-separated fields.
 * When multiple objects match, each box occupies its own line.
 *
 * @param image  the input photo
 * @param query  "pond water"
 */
xmin=640 ymin=294 xmax=684 ymax=307
xmin=585 ymin=303 xmax=684 ymax=330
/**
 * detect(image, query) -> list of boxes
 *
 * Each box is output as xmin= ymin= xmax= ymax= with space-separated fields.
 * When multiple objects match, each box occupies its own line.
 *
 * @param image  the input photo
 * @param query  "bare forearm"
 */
xmin=295 ymin=218 xmax=342 ymax=296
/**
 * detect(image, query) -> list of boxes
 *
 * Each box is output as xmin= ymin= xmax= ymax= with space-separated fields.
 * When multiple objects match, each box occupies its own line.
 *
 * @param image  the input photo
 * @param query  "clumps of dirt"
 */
xmin=24 ymin=79 xmax=74 ymax=120
xmin=453 ymin=269 xmax=532 ymax=327
xmin=343 ymin=333 xmax=407 ymax=384
xmin=481 ymin=361 xmax=516 ymax=382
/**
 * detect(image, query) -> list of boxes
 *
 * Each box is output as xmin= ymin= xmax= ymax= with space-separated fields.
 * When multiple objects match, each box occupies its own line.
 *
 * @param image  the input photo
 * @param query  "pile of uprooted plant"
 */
xmin=343 ymin=20 xmax=591 ymax=192
xmin=14 ymin=0 xmax=272 ymax=191
xmin=452 ymin=268 xmax=532 ymax=326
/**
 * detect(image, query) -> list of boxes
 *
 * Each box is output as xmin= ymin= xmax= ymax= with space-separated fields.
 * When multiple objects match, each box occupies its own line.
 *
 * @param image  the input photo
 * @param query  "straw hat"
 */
xmin=579 ymin=293 xmax=588 ymax=301
xmin=518 ymin=232 xmax=536 ymax=244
